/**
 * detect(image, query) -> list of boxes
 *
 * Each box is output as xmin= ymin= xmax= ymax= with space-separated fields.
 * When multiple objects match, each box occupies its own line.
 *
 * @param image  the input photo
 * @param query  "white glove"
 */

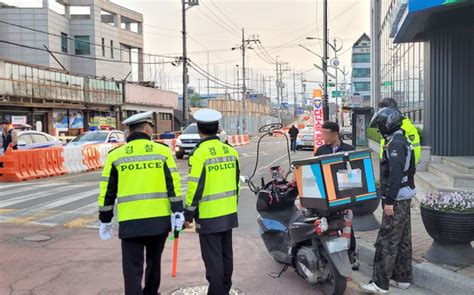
xmin=99 ymin=222 xmax=114 ymax=241
xmin=171 ymin=212 xmax=185 ymax=232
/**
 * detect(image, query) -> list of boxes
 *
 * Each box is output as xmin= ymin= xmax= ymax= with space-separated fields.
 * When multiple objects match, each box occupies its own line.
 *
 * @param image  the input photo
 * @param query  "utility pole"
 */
xmin=322 ymin=0 xmax=329 ymax=121
xmin=293 ymin=71 xmax=297 ymax=118
xmin=263 ymin=75 xmax=266 ymax=97
xmin=334 ymin=38 xmax=339 ymax=124
xmin=232 ymin=29 xmax=259 ymax=134
xmin=207 ymin=51 xmax=210 ymax=99
xmin=275 ymin=57 xmax=281 ymax=122
xmin=181 ymin=0 xmax=199 ymax=127
xmin=236 ymin=64 xmax=240 ymax=134
xmin=268 ymin=76 xmax=272 ymax=100
xmin=241 ymin=29 xmax=248 ymax=133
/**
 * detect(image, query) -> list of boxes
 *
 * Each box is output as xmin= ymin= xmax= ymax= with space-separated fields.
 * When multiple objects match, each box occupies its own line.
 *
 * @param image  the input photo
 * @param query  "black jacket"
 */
xmin=315 ymin=141 xmax=355 ymax=156
xmin=288 ymin=126 xmax=299 ymax=139
xmin=380 ymin=131 xmax=416 ymax=205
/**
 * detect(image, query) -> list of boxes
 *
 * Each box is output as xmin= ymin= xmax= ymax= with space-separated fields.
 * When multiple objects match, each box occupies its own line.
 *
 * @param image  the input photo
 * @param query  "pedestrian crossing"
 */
xmin=0 ymin=174 xmax=190 ymax=229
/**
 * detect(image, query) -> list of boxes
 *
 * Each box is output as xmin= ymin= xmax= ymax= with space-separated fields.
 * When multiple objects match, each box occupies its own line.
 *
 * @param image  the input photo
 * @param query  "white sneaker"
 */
xmin=360 ymin=281 xmax=389 ymax=294
xmin=390 ymin=279 xmax=411 ymax=290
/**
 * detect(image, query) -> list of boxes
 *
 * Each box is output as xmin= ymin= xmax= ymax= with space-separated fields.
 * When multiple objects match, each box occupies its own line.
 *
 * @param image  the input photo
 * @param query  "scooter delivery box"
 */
xmin=292 ymin=149 xmax=377 ymax=213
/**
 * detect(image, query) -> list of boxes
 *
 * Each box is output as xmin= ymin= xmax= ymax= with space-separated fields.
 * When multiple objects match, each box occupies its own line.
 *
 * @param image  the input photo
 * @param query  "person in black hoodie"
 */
xmin=361 ymin=108 xmax=416 ymax=294
xmin=288 ymin=125 xmax=299 ymax=152
xmin=314 ymin=121 xmax=358 ymax=269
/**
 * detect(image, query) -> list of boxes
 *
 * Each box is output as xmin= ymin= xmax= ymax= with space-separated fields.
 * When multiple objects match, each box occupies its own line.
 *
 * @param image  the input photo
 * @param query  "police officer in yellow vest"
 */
xmin=378 ymin=98 xmax=421 ymax=164
xmin=98 ymin=111 xmax=184 ymax=295
xmin=184 ymin=109 xmax=240 ymax=295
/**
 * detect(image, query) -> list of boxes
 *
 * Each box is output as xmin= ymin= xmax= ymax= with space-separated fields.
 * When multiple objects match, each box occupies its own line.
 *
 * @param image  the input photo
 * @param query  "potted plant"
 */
xmin=421 ymin=191 xmax=474 ymax=266
xmin=352 ymin=180 xmax=381 ymax=231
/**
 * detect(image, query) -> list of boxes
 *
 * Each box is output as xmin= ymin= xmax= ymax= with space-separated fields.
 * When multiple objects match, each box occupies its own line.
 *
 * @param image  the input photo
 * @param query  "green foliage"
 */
xmin=190 ymin=94 xmax=202 ymax=107
xmin=367 ymin=127 xmax=382 ymax=143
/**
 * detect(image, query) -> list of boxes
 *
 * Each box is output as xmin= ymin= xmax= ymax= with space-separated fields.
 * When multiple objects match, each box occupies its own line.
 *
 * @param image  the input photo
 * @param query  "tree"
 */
xmin=190 ymin=93 xmax=202 ymax=107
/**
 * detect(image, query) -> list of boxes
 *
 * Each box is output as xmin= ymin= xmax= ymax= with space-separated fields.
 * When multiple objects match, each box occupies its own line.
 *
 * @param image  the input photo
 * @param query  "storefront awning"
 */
xmin=391 ymin=0 xmax=472 ymax=43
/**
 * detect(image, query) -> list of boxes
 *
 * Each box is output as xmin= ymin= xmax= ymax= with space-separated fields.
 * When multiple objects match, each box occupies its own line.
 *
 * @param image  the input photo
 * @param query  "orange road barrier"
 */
xmin=0 ymin=147 xmax=65 ymax=182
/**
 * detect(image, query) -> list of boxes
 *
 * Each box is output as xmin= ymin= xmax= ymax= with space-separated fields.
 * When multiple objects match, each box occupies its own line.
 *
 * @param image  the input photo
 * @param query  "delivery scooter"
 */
xmin=241 ymin=123 xmax=352 ymax=295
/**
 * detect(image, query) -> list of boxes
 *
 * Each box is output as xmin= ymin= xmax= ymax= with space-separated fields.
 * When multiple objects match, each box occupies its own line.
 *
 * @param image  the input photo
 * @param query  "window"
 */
xmin=70 ymin=6 xmax=91 ymax=20
xmin=18 ymin=134 xmax=33 ymax=145
xmin=352 ymin=68 xmax=370 ymax=78
xmin=101 ymin=38 xmax=105 ymax=57
xmin=31 ymin=134 xmax=49 ymax=144
xmin=74 ymin=36 xmax=90 ymax=55
xmin=61 ymin=33 xmax=68 ymax=53
xmin=1 ymin=0 xmax=42 ymax=8
xmin=49 ymin=0 xmax=65 ymax=15
xmin=110 ymin=40 xmax=114 ymax=59
xmin=101 ymin=9 xmax=116 ymax=26
xmin=352 ymin=53 xmax=370 ymax=63
xmin=354 ymin=82 xmax=371 ymax=92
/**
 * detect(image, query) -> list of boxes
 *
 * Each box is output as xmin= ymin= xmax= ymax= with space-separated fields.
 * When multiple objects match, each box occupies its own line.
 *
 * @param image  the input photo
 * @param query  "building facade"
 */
xmin=371 ymin=0 xmax=474 ymax=156
xmin=351 ymin=33 xmax=371 ymax=105
xmin=0 ymin=0 xmax=144 ymax=80
xmin=0 ymin=59 xmax=176 ymax=136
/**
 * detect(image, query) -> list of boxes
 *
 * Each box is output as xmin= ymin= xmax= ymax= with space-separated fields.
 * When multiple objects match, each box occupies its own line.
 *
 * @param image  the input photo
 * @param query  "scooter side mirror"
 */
xmin=240 ymin=175 xmax=249 ymax=183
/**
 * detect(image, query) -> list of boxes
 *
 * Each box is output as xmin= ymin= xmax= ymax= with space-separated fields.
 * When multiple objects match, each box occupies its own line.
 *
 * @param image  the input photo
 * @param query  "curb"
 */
xmin=357 ymin=239 xmax=474 ymax=295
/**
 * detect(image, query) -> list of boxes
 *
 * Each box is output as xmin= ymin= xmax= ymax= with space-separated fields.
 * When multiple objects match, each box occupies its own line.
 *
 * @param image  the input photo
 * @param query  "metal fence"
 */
xmin=220 ymin=114 xmax=279 ymax=136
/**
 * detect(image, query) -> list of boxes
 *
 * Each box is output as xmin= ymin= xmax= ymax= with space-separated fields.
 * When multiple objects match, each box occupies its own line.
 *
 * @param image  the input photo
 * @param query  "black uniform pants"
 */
xmin=372 ymin=199 xmax=412 ymax=290
xmin=121 ymin=234 xmax=167 ymax=295
xmin=199 ymin=230 xmax=233 ymax=295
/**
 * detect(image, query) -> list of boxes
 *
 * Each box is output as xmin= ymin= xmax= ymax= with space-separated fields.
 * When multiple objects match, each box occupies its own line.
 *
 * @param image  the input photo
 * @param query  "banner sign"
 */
xmin=313 ymin=89 xmax=325 ymax=153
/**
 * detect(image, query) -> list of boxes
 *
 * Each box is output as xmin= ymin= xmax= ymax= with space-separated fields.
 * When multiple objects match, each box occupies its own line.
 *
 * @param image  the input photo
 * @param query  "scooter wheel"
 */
xmin=319 ymin=250 xmax=347 ymax=295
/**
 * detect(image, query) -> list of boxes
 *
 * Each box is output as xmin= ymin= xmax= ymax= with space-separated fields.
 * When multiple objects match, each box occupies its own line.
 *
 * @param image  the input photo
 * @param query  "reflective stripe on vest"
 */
xmin=205 ymin=155 xmax=236 ymax=165
xmin=113 ymin=154 xmax=167 ymax=166
xmin=188 ymin=176 xmax=200 ymax=182
xmin=201 ymin=190 xmax=238 ymax=202
xmin=118 ymin=192 xmax=169 ymax=204
xmin=99 ymin=205 xmax=114 ymax=212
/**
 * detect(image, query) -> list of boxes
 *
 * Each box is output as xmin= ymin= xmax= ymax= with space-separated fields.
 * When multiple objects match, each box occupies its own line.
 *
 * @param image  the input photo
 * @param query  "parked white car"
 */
xmin=175 ymin=123 xmax=227 ymax=159
xmin=296 ymin=127 xmax=314 ymax=150
xmin=67 ymin=130 xmax=125 ymax=146
xmin=16 ymin=131 xmax=62 ymax=150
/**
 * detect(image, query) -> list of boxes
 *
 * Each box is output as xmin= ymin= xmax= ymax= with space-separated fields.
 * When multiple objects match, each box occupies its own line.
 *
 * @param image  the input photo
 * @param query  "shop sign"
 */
xmin=313 ymin=89 xmax=325 ymax=153
xmin=11 ymin=116 xmax=27 ymax=125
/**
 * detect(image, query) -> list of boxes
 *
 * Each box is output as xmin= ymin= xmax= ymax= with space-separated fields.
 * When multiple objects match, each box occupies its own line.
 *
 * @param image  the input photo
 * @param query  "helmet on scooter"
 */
xmin=369 ymin=107 xmax=403 ymax=137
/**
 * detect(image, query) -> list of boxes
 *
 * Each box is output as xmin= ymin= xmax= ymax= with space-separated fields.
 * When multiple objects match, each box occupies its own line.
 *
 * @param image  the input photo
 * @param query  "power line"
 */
xmin=188 ymin=64 xmax=239 ymax=90
xmin=257 ymin=41 xmax=276 ymax=63
xmin=188 ymin=59 xmax=237 ymax=88
xmin=196 ymin=6 xmax=240 ymax=38
xmin=264 ymin=0 xmax=360 ymax=56
xmin=0 ymin=19 xmax=178 ymax=59
xmin=207 ymin=0 xmax=241 ymax=31
xmin=0 ymin=40 xmax=174 ymax=65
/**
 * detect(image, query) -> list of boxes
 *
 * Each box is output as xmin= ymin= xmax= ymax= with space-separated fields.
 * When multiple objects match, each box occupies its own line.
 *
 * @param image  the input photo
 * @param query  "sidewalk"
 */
xmin=1 ymin=224 xmax=366 ymax=295
xmin=354 ymin=152 xmax=474 ymax=294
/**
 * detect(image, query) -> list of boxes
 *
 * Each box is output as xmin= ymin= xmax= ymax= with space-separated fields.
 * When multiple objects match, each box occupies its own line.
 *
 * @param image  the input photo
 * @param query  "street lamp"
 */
xmin=306 ymin=36 xmax=344 ymax=123
xmin=181 ymin=0 xmax=199 ymax=128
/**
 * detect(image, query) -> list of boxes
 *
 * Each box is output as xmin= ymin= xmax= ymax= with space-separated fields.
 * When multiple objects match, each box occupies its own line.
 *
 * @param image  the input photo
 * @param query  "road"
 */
xmin=0 ymin=137 xmax=431 ymax=294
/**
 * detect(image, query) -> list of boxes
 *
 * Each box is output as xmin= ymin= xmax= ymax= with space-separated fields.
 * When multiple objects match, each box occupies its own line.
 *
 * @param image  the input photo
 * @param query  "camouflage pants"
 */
xmin=372 ymin=199 xmax=413 ymax=290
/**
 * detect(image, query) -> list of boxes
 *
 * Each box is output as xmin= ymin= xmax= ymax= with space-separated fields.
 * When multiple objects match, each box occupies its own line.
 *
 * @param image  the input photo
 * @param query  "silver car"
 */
xmin=67 ymin=130 xmax=125 ymax=146
xmin=16 ymin=131 xmax=62 ymax=150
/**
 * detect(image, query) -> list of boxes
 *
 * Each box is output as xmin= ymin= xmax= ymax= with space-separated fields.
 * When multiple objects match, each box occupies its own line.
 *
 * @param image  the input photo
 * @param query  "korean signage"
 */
xmin=11 ymin=116 xmax=27 ymax=125
xmin=313 ymin=89 xmax=325 ymax=153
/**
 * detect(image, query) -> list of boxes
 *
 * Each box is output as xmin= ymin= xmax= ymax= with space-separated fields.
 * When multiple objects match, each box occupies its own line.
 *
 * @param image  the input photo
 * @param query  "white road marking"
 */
xmin=0 ymin=184 xmax=87 ymax=207
xmin=0 ymin=189 xmax=100 ymax=221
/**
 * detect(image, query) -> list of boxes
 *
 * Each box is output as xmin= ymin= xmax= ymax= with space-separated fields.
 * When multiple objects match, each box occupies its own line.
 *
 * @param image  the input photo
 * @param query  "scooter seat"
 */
xmin=260 ymin=205 xmax=298 ymax=228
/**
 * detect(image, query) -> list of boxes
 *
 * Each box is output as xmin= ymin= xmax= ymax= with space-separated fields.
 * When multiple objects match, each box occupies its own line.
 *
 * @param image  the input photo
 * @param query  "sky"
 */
xmin=111 ymin=0 xmax=370 ymax=103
